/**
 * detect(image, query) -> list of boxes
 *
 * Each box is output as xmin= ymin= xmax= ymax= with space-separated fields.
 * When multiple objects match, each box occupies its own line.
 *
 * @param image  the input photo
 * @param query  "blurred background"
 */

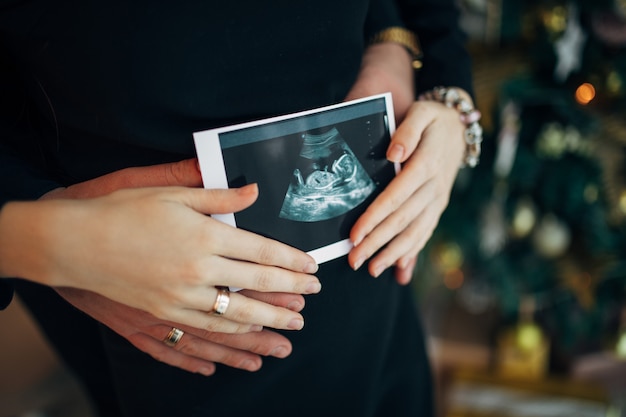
xmin=1 ymin=0 xmax=625 ymax=416
xmin=419 ymin=0 xmax=626 ymax=415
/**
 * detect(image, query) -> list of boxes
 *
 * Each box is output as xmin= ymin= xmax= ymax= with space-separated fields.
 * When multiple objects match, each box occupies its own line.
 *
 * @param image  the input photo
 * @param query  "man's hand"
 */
xmin=57 ymin=287 xmax=306 ymax=375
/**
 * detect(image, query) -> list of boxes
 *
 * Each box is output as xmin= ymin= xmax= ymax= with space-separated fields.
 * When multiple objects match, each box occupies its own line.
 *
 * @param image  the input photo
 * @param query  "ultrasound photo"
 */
xmin=279 ymin=127 xmax=376 ymax=222
xmin=194 ymin=93 xmax=398 ymax=263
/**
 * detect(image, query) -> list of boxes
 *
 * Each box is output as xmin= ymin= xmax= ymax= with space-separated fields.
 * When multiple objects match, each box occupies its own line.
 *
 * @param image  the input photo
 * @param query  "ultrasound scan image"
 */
xmin=279 ymin=127 xmax=376 ymax=222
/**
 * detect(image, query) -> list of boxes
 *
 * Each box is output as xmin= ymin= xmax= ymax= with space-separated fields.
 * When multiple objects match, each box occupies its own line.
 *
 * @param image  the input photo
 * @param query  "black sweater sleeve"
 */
xmin=0 ymin=46 xmax=59 ymax=309
xmin=0 ymin=201 xmax=14 ymax=310
xmin=0 ymin=278 xmax=13 ymax=310
xmin=0 ymin=47 xmax=63 ymax=207
xmin=364 ymin=0 xmax=404 ymax=42
xmin=396 ymin=0 xmax=475 ymax=98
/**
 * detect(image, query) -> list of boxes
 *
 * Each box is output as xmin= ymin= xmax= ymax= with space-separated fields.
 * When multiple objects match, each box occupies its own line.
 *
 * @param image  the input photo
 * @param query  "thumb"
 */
xmin=178 ymin=183 xmax=260 ymax=216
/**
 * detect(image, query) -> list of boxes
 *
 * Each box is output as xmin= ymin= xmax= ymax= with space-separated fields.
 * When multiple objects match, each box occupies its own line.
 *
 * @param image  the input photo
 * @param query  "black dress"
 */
xmin=0 ymin=1 xmax=473 ymax=415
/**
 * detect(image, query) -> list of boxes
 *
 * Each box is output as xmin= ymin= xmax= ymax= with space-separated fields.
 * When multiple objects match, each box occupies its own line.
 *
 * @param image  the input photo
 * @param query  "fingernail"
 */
xmin=387 ymin=143 xmax=405 ymax=162
xmin=352 ymin=256 xmax=365 ymax=271
xmin=372 ymin=264 xmax=385 ymax=278
xmin=250 ymin=325 xmax=263 ymax=332
xmin=198 ymin=366 xmax=215 ymax=376
xmin=242 ymin=359 xmax=261 ymax=371
xmin=287 ymin=300 xmax=303 ymax=311
xmin=270 ymin=346 xmax=290 ymax=358
xmin=306 ymin=281 xmax=321 ymax=294
xmin=304 ymin=262 xmax=318 ymax=274
xmin=288 ymin=318 xmax=304 ymax=330
xmin=238 ymin=183 xmax=258 ymax=195
xmin=352 ymin=236 xmax=363 ymax=247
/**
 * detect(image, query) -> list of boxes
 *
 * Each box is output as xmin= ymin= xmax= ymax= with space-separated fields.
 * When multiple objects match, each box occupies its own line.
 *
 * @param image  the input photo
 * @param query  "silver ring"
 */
xmin=211 ymin=287 xmax=230 ymax=316
xmin=163 ymin=327 xmax=184 ymax=347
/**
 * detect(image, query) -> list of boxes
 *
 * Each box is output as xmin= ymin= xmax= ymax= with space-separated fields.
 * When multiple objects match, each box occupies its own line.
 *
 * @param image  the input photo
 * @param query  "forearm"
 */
xmin=0 ymin=199 xmax=77 ymax=285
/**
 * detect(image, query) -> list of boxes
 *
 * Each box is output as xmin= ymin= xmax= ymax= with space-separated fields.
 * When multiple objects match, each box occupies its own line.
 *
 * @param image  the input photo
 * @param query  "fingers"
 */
xmin=349 ymin=158 xmax=433 ymax=254
xmin=394 ymin=255 xmax=417 ymax=286
xmin=57 ymin=288 xmax=289 ymax=376
xmin=349 ymin=104 xmax=439 ymax=248
xmin=184 ymin=328 xmax=293 ymax=360
xmin=385 ymin=102 xmax=438 ymax=163
xmin=50 ymin=158 xmax=203 ymax=199
xmin=177 ymin=183 xmax=261 ymax=216
xmin=203 ymin=253 xmax=320 ymax=295
xmin=349 ymin=179 xmax=432 ymax=272
xmin=351 ymin=199 xmax=441 ymax=280
xmin=129 ymin=325 xmax=295 ymax=375
xmin=239 ymin=290 xmax=305 ymax=313
xmin=88 ymin=185 xmax=319 ymax=330
xmin=169 ymin=287 xmax=307 ymax=332
xmin=348 ymin=102 xmax=464 ymax=279
xmin=176 ymin=185 xmax=319 ymax=275
xmin=121 ymin=158 xmax=203 ymax=188
xmin=129 ymin=333 xmax=219 ymax=376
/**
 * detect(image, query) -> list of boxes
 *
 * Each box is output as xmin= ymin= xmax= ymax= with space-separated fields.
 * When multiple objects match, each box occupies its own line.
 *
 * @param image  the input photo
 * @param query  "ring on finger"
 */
xmin=163 ymin=327 xmax=184 ymax=347
xmin=209 ymin=286 xmax=231 ymax=316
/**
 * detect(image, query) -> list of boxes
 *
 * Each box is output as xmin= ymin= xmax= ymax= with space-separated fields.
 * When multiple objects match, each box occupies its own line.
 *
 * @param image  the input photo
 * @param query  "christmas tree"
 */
xmin=419 ymin=0 xmax=626 ymax=374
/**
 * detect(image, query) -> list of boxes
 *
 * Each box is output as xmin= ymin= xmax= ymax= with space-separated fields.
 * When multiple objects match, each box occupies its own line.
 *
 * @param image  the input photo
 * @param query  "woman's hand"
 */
xmin=57 ymin=286 xmax=305 ymax=376
xmin=35 ymin=185 xmax=320 ymax=332
xmin=0 ymin=157 xmax=324 ymax=376
xmin=4 ymin=158 xmax=321 ymax=332
xmin=344 ymin=40 xmax=471 ymax=285
xmin=348 ymin=99 xmax=467 ymax=285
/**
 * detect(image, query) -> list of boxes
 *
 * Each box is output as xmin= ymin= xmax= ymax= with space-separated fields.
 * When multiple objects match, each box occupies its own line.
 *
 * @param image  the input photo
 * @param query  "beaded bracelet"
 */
xmin=418 ymin=87 xmax=483 ymax=168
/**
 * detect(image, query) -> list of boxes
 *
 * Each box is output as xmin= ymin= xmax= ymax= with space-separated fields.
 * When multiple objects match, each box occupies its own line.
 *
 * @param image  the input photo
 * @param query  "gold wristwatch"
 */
xmin=369 ymin=26 xmax=423 ymax=70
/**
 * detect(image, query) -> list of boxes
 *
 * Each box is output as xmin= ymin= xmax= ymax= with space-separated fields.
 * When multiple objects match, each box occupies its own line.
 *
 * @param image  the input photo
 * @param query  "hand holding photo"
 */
xmin=193 ymin=93 xmax=399 ymax=264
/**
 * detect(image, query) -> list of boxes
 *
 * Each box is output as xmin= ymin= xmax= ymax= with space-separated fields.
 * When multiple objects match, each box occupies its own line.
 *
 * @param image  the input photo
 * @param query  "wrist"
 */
xmin=0 ymin=200 xmax=77 ymax=285
xmin=418 ymin=86 xmax=483 ymax=168
xmin=0 ymin=201 xmax=38 ymax=279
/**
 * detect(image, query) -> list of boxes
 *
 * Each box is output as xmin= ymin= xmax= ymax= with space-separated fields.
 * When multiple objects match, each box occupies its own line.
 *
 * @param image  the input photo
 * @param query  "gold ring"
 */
xmin=210 ymin=287 xmax=230 ymax=316
xmin=163 ymin=327 xmax=184 ymax=347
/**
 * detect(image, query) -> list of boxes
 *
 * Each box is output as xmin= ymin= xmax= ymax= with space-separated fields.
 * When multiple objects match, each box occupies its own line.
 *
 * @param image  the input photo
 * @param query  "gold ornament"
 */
xmin=617 ymin=308 xmax=626 ymax=360
xmin=536 ymin=122 xmax=568 ymax=158
xmin=532 ymin=214 xmax=571 ymax=258
xmin=510 ymin=197 xmax=537 ymax=239
xmin=541 ymin=5 xmax=568 ymax=37
xmin=606 ymin=71 xmax=623 ymax=97
xmin=619 ymin=190 xmax=626 ymax=217
xmin=616 ymin=331 xmax=626 ymax=359
xmin=536 ymin=123 xmax=591 ymax=158
xmin=583 ymin=183 xmax=599 ymax=204
xmin=495 ymin=297 xmax=550 ymax=379
xmin=516 ymin=321 xmax=544 ymax=353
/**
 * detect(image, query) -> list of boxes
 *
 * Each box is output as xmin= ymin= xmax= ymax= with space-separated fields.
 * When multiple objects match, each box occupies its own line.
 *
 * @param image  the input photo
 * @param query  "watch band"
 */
xmin=369 ymin=26 xmax=423 ymax=70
